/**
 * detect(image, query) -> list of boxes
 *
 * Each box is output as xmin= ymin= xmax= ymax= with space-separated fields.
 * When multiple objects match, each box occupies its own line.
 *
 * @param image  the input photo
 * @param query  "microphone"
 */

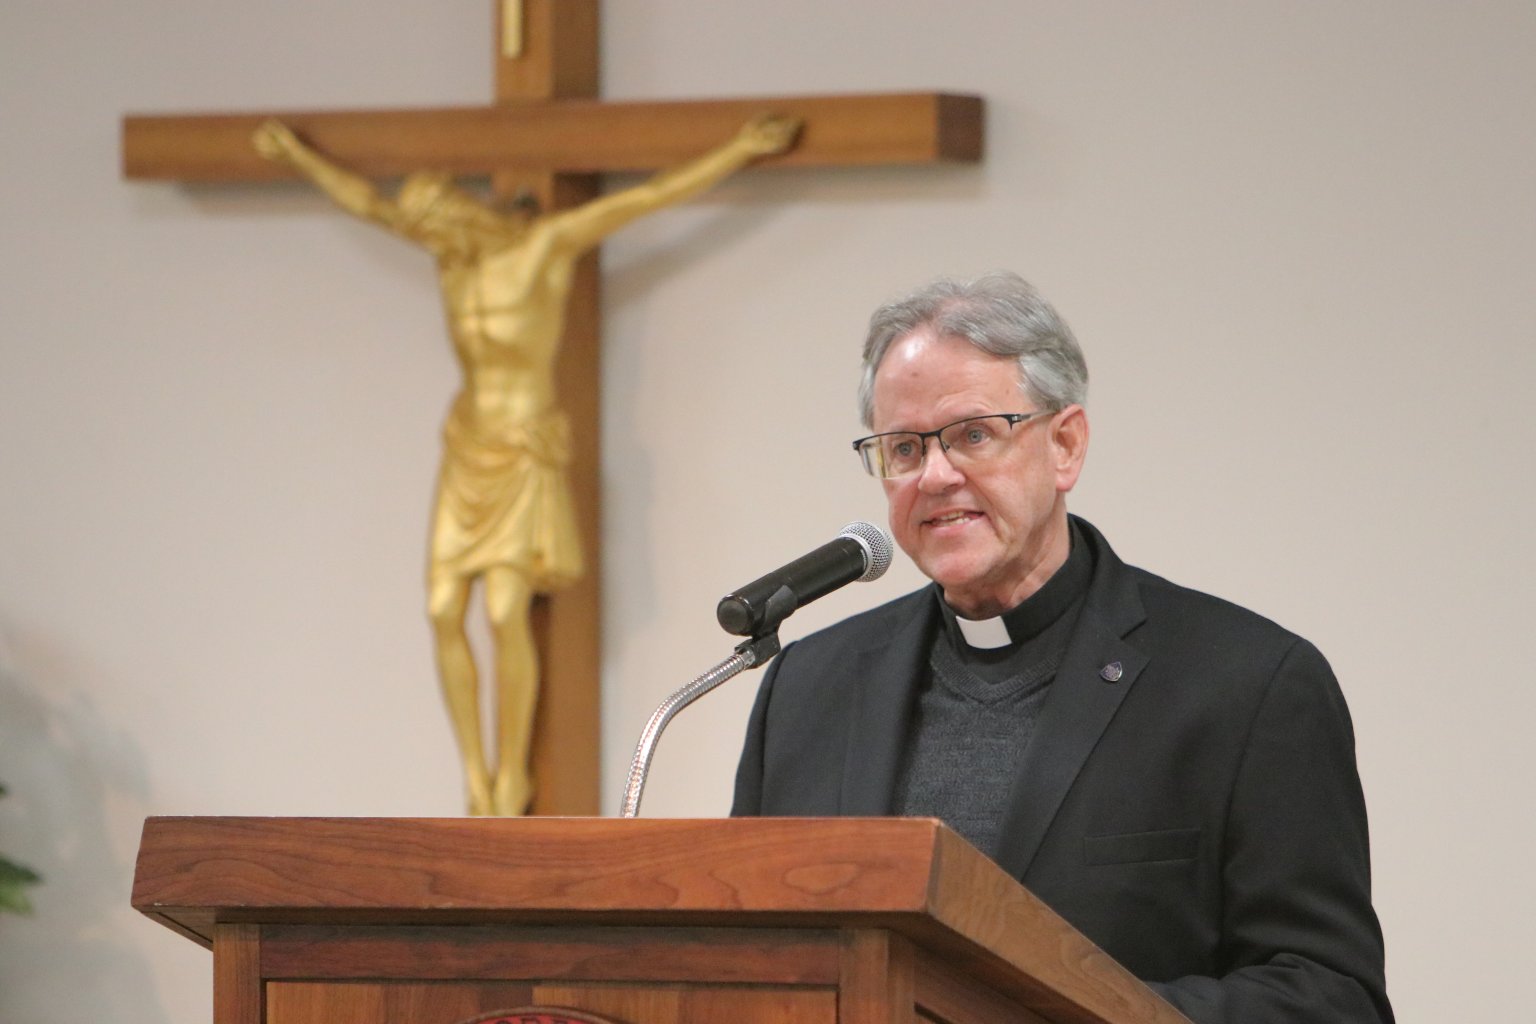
xmin=716 ymin=521 xmax=894 ymax=637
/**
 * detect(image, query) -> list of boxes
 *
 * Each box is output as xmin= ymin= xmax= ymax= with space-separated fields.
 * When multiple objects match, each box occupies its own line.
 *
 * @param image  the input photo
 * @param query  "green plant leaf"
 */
xmin=1 ymin=781 xmax=41 ymax=916
xmin=0 ymin=859 xmax=39 ymax=914
xmin=0 ymin=885 xmax=33 ymax=914
xmin=0 ymin=857 xmax=41 ymax=885
xmin=0 ymin=856 xmax=41 ymax=915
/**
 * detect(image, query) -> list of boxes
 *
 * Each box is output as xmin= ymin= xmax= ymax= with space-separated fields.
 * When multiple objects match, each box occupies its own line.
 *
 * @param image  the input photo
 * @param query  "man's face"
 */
xmin=870 ymin=329 xmax=1087 ymax=617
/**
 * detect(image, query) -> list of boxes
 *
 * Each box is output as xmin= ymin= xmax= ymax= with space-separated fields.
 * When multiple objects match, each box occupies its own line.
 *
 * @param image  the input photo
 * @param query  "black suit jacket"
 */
xmin=733 ymin=517 xmax=1391 ymax=1024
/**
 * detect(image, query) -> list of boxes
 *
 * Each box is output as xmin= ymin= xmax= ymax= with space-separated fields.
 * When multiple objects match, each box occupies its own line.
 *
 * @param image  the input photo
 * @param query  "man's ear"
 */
xmin=1051 ymin=405 xmax=1089 ymax=493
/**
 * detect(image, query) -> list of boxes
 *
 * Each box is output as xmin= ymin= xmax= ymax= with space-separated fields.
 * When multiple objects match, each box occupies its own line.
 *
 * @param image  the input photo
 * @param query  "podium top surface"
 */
xmin=135 ymin=816 xmax=960 ymax=924
xmin=132 ymin=815 xmax=1185 ymax=1024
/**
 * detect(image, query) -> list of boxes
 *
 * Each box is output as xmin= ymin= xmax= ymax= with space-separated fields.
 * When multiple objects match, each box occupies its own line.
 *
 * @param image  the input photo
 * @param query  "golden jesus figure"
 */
xmin=254 ymin=115 xmax=800 ymax=815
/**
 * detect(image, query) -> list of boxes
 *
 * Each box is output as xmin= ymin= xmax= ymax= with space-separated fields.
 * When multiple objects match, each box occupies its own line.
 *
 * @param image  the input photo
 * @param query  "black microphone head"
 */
xmin=715 ymin=521 xmax=896 ymax=637
xmin=838 ymin=521 xmax=894 ymax=582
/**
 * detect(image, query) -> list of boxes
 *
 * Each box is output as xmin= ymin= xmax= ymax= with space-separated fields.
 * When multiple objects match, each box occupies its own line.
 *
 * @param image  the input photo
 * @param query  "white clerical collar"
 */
xmin=955 ymin=614 xmax=1013 ymax=650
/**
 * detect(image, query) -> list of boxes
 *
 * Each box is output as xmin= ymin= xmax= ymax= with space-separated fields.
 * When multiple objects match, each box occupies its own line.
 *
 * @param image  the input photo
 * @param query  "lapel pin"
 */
xmin=1099 ymin=661 xmax=1123 ymax=683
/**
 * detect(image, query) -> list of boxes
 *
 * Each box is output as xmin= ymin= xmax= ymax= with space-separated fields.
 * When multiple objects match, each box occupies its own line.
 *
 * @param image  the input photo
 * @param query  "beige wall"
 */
xmin=2 ymin=2 xmax=1533 ymax=1021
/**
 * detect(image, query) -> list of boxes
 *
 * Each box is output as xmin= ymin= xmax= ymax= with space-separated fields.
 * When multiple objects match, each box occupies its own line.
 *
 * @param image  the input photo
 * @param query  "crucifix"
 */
xmin=121 ymin=0 xmax=983 ymax=817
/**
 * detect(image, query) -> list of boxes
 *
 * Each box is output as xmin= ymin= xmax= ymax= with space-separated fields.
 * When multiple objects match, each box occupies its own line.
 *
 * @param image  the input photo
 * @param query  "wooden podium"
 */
xmin=132 ymin=817 xmax=1190 ymax=1024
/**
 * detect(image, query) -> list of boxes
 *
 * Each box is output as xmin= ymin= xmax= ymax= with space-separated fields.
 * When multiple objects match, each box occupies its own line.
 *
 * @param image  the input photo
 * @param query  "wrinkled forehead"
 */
xmin=875 ymin=329 xmax=1021 ymax=388
xmin=871 ymin=330 xmax=1027 ymax=425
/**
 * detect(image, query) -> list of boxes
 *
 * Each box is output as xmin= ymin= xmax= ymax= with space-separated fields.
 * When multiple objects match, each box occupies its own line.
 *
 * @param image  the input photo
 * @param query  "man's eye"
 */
xmin=890 ymin=438 xmax=918 ymax=459
xmin=955 ymin=420 xmax=1000 ymax=446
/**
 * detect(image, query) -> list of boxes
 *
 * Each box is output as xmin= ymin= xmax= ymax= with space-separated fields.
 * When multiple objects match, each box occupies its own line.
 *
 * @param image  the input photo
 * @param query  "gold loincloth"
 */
xmin=429 ymin=396 xmax=583 ymax=590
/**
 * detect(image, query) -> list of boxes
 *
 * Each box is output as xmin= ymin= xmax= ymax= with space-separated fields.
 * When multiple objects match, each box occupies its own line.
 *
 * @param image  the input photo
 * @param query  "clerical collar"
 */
xmin=955 ymin=614 xmax=1012 ymax=649
xmin=936 ymin=519 xmax=1092 ymax=651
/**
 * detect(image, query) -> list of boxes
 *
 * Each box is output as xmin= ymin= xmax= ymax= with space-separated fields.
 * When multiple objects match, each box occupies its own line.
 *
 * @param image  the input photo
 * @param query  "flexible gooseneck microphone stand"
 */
xmin=619 ymin=631 xmax=780 ymax=819
xmin=619 ymin=521 xmax=892 ymax=818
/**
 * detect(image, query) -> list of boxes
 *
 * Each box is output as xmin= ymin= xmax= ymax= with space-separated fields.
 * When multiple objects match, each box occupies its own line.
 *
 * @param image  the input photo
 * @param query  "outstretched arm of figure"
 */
xmin=252 ymin=120 xmax=413 ymax=234
xmin=544 ymin=114 xmax=801 ymax=255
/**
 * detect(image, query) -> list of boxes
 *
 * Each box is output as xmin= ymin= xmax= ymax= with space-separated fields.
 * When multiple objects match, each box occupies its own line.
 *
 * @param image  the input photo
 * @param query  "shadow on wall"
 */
xmin=0 ymin=623 xmax=171 ymax=1024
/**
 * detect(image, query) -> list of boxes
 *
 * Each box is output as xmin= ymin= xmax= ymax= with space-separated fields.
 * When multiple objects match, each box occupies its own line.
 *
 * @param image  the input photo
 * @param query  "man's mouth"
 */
xmin=925 ymin=510 xmax=981 ymax=528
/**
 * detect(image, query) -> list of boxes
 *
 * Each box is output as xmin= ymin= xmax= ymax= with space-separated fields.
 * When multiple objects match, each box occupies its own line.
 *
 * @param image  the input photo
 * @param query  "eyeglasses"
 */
xmin=851 ymin=411 xmax=1050 ymax=479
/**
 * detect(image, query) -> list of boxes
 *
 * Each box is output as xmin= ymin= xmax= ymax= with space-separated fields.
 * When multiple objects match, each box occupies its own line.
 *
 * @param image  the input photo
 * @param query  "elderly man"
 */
xmin=732 ymin=272 xmax=1392 ymax=1023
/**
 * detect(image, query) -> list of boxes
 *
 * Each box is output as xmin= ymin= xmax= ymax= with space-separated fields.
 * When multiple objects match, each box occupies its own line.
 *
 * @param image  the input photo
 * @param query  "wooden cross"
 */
xmin=121 ymin=0 xmax=983 ymax=816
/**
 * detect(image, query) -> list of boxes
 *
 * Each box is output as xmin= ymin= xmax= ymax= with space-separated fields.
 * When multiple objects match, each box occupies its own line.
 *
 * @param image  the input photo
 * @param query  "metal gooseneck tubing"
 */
xmin=620 ymin=632 xmax=781 ymax=818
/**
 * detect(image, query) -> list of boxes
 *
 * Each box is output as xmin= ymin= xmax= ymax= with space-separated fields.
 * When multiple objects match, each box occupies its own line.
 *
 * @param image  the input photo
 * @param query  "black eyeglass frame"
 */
xmin=850 ymin=411 xmax=1051 ymax=479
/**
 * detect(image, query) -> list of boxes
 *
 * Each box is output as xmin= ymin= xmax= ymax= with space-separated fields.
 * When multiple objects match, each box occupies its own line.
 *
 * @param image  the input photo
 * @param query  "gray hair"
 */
xmin=857 ymin=271 xmax=1088 ymax=428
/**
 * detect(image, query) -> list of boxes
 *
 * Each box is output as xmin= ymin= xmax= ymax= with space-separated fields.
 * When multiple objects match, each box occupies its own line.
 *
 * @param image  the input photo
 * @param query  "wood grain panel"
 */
xmin=213 ymin=924 xmax=263 ymax=1024
xmin=494 ymin=0 xmax=599 ymax=102
xmin=122 ymin=94 xmax=983 ymax=180
xmin=268 ymin=981 xmax=535 ymax=1024
xmin=913 ymin=947 xmax=1048 ymax=1024
xmin=838 ymin=929 xmax=916 ymax=1024
xmin=259 ymin=924 xmax=841 ymax=985
xmin=920 ymin=827 xmax=1188 ymax=1024
xmin=268 ymin=980 xmax=835 ymax=1024
xmin=132 ymin=817 xmax=941 ymax=939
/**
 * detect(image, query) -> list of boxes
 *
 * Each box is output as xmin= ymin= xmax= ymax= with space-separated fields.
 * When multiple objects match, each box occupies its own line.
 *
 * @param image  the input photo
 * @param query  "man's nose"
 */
xmin=916 ymin=437 xmax=964 ymax=492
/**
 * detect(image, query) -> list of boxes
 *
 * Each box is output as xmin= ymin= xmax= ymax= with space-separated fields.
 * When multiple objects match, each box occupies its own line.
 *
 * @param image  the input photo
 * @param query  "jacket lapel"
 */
xmin=838 ymin=589 xmax=940 ymax=815
xmin=992 ymin=519 xmax=1149 ymax=880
